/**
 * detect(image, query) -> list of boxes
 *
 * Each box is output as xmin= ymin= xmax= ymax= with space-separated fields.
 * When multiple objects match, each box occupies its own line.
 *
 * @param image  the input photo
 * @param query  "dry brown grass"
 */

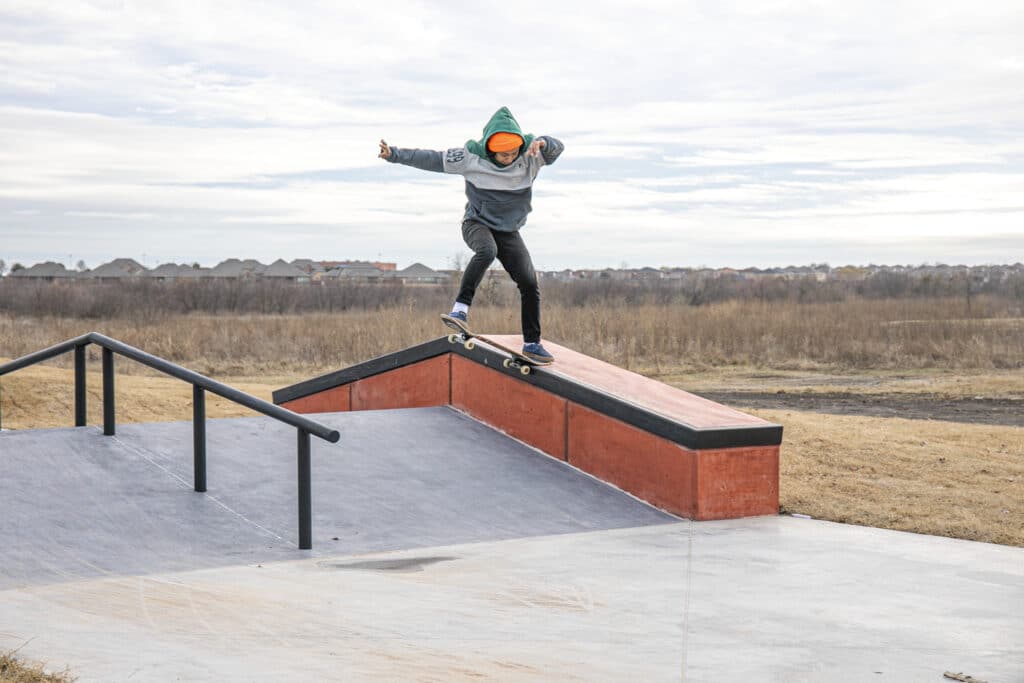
xmin=0 ymin=650 xmax=74 ymax=683
xmin=1 ymin=295 xmax=1022 ymax=376
xmin=651 ymin=365 xmax=1024 ymax=399
xmin=0 ymin=363 xmax=272 ymax=428
xmin=544 ymin=298 xmax=1024 ymax=372
xmin=760 ymin=409 xmax=1024 ymax=546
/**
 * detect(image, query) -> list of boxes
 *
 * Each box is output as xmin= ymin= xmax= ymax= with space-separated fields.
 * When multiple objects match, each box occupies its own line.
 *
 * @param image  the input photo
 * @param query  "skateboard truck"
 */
xmin=446 ymin=332 xmax=534 ymax=375
xmin=501 ymin=357 xmax=532 ymax=375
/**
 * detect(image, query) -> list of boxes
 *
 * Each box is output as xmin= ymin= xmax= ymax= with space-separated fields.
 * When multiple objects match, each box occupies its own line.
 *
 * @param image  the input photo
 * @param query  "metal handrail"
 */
xmin=0 ymin=332 xmax=340 ymax=549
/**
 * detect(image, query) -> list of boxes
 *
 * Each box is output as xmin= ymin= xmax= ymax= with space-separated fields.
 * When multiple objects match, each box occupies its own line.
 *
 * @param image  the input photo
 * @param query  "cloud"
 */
xmin=1 ymin=1 xmax=1022 ymax=269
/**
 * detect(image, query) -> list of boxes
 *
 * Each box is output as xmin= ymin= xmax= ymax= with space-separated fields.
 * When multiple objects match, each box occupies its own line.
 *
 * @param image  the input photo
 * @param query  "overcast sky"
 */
xmin=1 ymin=1 xmax=1022 ymax=271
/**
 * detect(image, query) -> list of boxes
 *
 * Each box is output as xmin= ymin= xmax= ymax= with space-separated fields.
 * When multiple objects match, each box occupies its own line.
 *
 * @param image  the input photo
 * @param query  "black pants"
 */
xmin=456 ymin=220 xmax=541 ymax=343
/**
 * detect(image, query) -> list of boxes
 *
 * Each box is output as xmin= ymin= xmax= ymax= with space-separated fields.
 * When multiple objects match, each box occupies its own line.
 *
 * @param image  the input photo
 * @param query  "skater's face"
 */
xmin=493 ymin=149 xmax=520 ymax=166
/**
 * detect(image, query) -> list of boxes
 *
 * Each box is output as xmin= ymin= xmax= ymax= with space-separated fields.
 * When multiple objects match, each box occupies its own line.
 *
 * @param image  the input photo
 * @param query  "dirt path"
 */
xmin=699 ymin=392 xmax=1024 ymax=427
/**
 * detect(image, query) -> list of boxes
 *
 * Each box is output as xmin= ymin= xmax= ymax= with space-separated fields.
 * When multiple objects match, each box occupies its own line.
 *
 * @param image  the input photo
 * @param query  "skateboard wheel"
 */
xmin=447 ymin=334 xmax=458 ymax=344
xmin=520 ymin=365 xmax=531 ymax=376
xmin=502 ymin=359 xmax=513 ymax=368
xmin=465 ymin=339 xmax=475 ymax=350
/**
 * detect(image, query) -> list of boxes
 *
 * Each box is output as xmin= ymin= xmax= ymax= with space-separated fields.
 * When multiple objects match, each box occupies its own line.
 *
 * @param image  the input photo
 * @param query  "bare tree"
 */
xmin=0 ymin=259 xmax=6 ymax=276
xmin=448 ymin=252 xmax=466 ymax=274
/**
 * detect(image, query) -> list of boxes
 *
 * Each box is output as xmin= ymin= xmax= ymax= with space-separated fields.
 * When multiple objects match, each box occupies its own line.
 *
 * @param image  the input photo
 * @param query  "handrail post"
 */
xmin=102 ymin=348 xmax=115 ymax=435
xmin=297 ymin=428 xmax=312 ymax=550
xmin=2 ymin=332 xmax=342 ymax=551
xmin=74 ymin=344 xmax=87 ymax=426
xmin=193 ymin=385 xmax=207 ymax=492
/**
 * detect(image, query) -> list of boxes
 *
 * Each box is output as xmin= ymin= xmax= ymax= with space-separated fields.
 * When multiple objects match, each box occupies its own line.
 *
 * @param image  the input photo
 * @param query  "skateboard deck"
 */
xmin=441 ymin=314 xmax=551 ymax=375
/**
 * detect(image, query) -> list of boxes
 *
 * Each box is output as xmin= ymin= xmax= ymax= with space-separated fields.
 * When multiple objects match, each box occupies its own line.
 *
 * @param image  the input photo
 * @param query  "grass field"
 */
xmin=2 ymin=294 xmax=1023 ymax=373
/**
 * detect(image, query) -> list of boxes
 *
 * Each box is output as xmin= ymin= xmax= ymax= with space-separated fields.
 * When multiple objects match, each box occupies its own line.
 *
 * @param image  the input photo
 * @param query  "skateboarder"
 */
xmin=378 ymin=106 xmax=563 ymax=363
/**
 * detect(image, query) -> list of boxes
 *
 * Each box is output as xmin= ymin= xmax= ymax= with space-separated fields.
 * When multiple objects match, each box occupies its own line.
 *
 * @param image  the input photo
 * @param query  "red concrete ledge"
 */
xmin=275 ymin=336 xmax=782 ymax=520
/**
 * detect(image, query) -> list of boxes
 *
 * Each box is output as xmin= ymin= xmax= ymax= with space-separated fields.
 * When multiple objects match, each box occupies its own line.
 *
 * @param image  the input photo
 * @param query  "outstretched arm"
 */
xmin=529 ymin=136 xmax=564 ymax=165
xmin=378 ymin=139 xmax=445 ymax=172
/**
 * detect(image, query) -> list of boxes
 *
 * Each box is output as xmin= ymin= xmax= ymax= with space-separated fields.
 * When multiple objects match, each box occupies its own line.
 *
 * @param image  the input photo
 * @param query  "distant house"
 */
xmin=240 ymin=259 xmax=267 ymax=275
xmin=178 ymin=265 xmax=209 ymax=279
xmin=84 ymin=258 xmax=146 ymax=281
xmin=663 ymin=268 xmax=690 ymax=282
xmin=630 ymin=267 xmax=663 ymax=281
xmin=395 ymin=262 xmax=445 ymax=285
xmin=263 ymin=259 xmax=310 ymax=283
xmin=321 ymin=260 xmax=396 ymax=272
xmin=290 ymin=259 xmax=326 ymax=276
xmin=145 ymin=263 xmax=183 ymax=281
xmin=7 ymin=262 xmax=78 ymax=281
xmin=570 ymin=269 xmax=598 ymax=280
xmin=600 ymin=268 xmax=628 ymax=281
xmin=208 ymin=259 xmax=266 ymax=279
xmin=833 ymin=266 xmax=868 ymax=281
xmin=145 ymin=263 xmax=206 ymax=281
xmin=320 ymin=263 xmax=386 ymax=283
xmin=538 ymin=270 xmax=574 ymax=282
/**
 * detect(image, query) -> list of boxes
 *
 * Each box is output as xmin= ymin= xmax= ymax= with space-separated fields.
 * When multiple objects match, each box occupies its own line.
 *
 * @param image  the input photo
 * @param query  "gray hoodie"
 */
xmin=385 ymin=135 xmax=564 ymax=231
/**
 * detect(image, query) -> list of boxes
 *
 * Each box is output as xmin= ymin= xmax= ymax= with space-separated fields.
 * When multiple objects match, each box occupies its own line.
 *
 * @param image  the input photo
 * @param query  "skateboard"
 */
xmin=441 ymin=314 xmax=550 ymax=375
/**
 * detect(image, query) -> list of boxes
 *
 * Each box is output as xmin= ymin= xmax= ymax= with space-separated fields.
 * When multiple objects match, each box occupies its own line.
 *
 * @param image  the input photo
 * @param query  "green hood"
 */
xmin=465 ymin=106 xmax=535 ymax=162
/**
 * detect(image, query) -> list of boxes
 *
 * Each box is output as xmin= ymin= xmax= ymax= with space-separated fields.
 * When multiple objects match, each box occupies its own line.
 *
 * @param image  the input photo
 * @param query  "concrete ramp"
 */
xmin=0 ymin=407 xmax=675 ymax=589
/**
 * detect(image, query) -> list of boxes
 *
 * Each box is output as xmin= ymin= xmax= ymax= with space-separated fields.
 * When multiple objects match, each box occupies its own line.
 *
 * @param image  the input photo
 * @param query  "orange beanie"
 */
xmin=487 ymin=132 xmax=524 ymax=152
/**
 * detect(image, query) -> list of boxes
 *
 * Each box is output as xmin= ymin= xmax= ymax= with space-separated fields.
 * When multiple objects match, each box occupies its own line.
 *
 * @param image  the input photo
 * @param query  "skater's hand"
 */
xmin=526 ymin=138 xmax=546 ymax=158
xmin=378 ymin=139 xmax=391 ymax=159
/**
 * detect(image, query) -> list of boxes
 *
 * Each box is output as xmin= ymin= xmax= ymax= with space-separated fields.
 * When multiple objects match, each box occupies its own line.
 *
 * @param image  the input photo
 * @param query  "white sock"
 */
xmin=452 ymin=302 xmax=469 ymax=315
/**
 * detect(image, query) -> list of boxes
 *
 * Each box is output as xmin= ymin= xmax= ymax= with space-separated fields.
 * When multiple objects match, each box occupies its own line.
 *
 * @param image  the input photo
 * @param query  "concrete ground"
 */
xmin=1 ymin=408 xmax=1021 ymax=682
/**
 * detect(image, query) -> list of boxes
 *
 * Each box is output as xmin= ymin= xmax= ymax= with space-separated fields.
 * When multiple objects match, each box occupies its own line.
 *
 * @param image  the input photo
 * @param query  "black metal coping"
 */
xmin=272 ymin=337 xmax=453 ymax=406
xmin=272 ymin=337 xmax=783 ymax=451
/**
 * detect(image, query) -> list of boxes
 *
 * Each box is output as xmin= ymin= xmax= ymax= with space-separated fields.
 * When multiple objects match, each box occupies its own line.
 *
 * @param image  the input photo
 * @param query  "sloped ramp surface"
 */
xmin=0 ymin=407 xmax=675 ymax=589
